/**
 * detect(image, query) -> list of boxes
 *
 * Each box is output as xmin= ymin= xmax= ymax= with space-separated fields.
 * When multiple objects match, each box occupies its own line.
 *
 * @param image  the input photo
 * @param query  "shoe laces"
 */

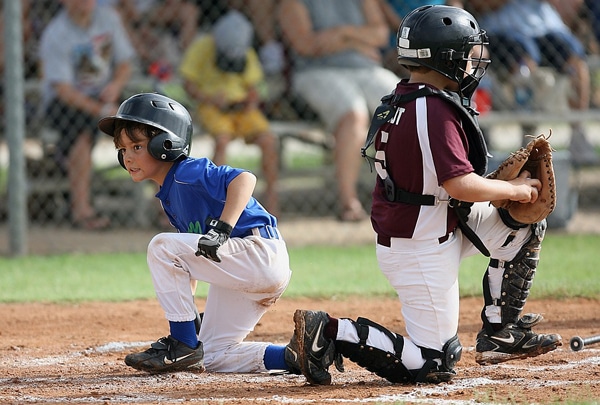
xmin=149 ymin=336 xmax=179 ymax=359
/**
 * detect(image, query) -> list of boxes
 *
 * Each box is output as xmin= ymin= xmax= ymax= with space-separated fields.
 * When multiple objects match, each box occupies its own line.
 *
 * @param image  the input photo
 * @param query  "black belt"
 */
xmin=377 ymin=233 xmax=451 ymax=247
xmin=488 ymin=258 xmax=505 ymax=268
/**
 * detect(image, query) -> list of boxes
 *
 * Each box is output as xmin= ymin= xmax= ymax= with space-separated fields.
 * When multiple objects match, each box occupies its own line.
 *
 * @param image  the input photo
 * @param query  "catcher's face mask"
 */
xmin=457 ymin=39 xmax=491 ymax=99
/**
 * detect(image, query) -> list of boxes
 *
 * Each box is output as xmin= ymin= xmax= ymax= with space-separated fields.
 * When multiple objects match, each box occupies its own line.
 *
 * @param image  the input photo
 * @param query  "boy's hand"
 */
xmin=509 ymin=170 xmax=541 ymax=203
xmin=195 ymin=220 xmax=233 ymax=262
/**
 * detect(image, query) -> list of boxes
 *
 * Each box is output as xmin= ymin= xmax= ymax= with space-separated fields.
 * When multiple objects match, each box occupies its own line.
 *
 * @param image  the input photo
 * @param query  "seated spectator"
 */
xmin=179 ymin=10 xmax=280 ymax=214
xmin=548 ymin=0 xmax=600 ymax=108
xmin=585 ymin=0 xmax=600 ymax=48
xmin=0 ymin=0 xmax=39 ymax=80
xmin=0 ymin=0 xmax=46 ymax=130
xmin=198 ymin=0 xmax=287 ymax=114
xmin=547 ymin=0 xmax=599 ymax=54
xmin=196 ymin=0 xmax=286 ymax=74
xmin=278 ymin=0 xmax=400 ymax=222
xmin=101 ymin=0 xmax=200 ymax=76
xmin=583 ymin=0 xmax=600 ymax=108
xmin=39 ymin=0 xmax=135 ymax=229
xmin=244 ymin=0 xmax=285 ymax=76
xmin=466 ymin=0 xmax=599 ymax=166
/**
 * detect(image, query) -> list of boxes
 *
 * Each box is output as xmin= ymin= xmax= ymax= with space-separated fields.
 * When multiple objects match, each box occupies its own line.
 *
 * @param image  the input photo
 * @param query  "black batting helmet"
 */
xmin=98 ymin=92 xmax=193 ymax=162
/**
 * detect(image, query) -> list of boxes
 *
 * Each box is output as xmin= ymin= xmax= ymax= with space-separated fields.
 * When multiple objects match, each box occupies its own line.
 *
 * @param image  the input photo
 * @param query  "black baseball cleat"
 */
xmin=125 ymin=336 xmax=204 ymax=373
xmin=475 ymin=324 xmax=562 ymax=365
xmin=284 ymin=334 xmax=302 ymax=375
xmin=293 ymin=309 xmax=338 ymax=385
xmin=424 ymin=369 xmax=456 ymax=384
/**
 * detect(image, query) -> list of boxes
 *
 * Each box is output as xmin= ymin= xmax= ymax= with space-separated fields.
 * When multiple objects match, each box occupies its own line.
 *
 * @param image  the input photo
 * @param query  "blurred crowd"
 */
xmin=1 ymin=0 xmax=600 ymax=227
xmin=7 ymin=0 xmax=595 ymax=97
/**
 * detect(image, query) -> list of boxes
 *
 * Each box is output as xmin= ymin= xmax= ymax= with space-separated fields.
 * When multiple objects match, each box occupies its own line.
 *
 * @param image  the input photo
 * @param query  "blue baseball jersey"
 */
xmin=155 ymin=157 xmax=276 ymax=236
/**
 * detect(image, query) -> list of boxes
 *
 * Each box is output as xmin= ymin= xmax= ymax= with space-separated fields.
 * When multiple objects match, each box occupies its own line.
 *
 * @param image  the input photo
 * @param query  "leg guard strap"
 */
xmin=336 ymin=318 xmax=460 ymax=384
xmin=498 ymin=208 xmax=528 ymax=230
xmin=336 ymin=317 xmax=413 ymax=383
xmin=500 ymin=221 xmax=546 ymax=325
xmin=481 ymin=221 xmax=546 ymax=332
xmin=414 ymin=335 xmax=462 ymax=384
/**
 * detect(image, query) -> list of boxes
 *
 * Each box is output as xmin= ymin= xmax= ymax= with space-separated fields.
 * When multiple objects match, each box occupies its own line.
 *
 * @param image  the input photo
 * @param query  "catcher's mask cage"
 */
xmin=98 ymin=93 xmax=193 ymax=166
xmin=397 ymin=5 xmax=490 ymax=99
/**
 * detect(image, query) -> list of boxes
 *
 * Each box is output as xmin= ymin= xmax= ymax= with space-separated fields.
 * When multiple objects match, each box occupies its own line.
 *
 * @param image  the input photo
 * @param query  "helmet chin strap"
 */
xmin=459 ymin=74 xmax=479 ymax=100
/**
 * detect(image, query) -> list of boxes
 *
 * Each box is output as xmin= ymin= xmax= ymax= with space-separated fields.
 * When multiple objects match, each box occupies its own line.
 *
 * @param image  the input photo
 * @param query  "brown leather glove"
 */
xmin=487 ymin=133 xmax=556 ymax=224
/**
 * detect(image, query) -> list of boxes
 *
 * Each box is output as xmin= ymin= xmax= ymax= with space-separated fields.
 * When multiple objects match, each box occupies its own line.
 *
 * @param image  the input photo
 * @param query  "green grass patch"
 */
xmin=284 ymin=245 xmax=390 ymax=299
xmin=227 ymin=151 xmax=326 ymax=173
xmin=458 ymin=233 xmax=600 ymax=298
xmin=0 ymin=253 xmax=155 ymax=302
xmin=0 ymin=234 xmax=598 ymax=303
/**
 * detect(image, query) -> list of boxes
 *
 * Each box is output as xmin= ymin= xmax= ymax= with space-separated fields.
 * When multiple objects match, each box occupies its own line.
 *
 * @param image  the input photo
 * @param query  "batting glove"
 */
xmin=195 ymin=220 xmax=233 ymax=262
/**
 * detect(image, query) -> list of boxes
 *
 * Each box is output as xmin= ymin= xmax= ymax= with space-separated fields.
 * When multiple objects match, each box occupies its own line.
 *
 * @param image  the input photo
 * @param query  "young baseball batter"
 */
xmin=287 ymin=5 xmax=562 ymax=385
xmin=98 ymin=92 xmax=301 ymax=374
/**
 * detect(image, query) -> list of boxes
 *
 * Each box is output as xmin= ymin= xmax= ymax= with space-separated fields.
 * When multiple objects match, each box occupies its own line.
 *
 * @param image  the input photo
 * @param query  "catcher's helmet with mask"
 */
xmin=396 ymin=5 xmax=490 ymax=99
xmin=98 ymin=93 xmax=193 ymax=166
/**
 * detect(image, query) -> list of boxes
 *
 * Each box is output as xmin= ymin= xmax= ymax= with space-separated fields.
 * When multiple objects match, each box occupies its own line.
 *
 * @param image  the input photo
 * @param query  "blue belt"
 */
xmin=243 ymin=225 xmax=281 ymax=240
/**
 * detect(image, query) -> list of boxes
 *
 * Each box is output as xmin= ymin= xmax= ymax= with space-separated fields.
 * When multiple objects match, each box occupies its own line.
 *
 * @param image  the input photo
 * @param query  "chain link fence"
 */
xmin=1 ymin=1 xmax=600 ymax=250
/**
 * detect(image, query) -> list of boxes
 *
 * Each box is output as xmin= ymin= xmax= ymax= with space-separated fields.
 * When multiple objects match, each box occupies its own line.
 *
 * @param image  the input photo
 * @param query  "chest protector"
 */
xmin=362 ymin=87 xmax=489 ymax=176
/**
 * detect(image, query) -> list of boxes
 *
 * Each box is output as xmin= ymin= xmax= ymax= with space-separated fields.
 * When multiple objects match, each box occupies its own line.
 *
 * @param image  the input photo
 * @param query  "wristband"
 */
xmin=206 ymin=218 xmax=233 ymax=236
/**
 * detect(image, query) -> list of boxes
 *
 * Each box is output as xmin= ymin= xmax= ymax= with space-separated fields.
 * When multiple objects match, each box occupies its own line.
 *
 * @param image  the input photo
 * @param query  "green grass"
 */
xmin=459 ymin=233 xmax=600 ymax=298
xmin=227 ymin=151 xmax=326 ymax=173
xmin=0 ymin=234 xmax=598 ymax=303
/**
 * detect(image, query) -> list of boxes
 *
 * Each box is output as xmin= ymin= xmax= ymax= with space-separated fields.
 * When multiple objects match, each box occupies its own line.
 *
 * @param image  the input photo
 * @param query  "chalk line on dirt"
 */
xmin=2 ymin=342 xmax=599 ymax=404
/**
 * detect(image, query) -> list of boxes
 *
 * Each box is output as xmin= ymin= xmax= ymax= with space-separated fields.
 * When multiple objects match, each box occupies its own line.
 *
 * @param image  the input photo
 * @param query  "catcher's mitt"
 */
xmin=486 ymin=132 xmax=556 ymax=224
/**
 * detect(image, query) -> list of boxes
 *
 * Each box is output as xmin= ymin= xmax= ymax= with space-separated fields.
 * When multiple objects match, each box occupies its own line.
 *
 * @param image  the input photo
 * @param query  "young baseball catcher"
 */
xmin=98 ymin=93 xmax=301 ymax=375
xmin=288 ymin=5 xmax=561 ymax=385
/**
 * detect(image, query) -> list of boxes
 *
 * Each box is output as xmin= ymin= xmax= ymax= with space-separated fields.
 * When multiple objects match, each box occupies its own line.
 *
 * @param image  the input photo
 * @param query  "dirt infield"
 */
xmin=2 ymin=296 xmax=599 ymax=404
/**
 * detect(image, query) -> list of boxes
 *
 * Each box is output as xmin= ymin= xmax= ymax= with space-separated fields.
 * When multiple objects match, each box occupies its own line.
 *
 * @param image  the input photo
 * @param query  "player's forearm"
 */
xmin=443 ymin=172 xmax=532 ymax=203
xmin=219 ymin=172 xmax=257 ymax=227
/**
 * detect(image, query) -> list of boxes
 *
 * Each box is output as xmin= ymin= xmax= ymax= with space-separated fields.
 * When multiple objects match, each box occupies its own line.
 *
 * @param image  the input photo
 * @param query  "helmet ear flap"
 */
xmin=148 ymin=131 xmax=189 ymax=161
xmin=117 ymin=151 xmax=126 ymax=170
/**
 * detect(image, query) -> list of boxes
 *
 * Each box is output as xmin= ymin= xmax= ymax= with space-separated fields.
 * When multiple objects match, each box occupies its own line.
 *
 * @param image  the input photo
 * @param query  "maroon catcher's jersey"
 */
xmin=370 ymin=81 xmax=474 ymax=241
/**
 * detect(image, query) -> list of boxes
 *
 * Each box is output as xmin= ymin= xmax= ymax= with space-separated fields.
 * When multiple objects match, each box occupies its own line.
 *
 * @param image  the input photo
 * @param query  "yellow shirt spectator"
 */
xmin=179 ymin=10 xmax=279 ymax=214
xmin=179 ymin=35 xmax=264 ymax=105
